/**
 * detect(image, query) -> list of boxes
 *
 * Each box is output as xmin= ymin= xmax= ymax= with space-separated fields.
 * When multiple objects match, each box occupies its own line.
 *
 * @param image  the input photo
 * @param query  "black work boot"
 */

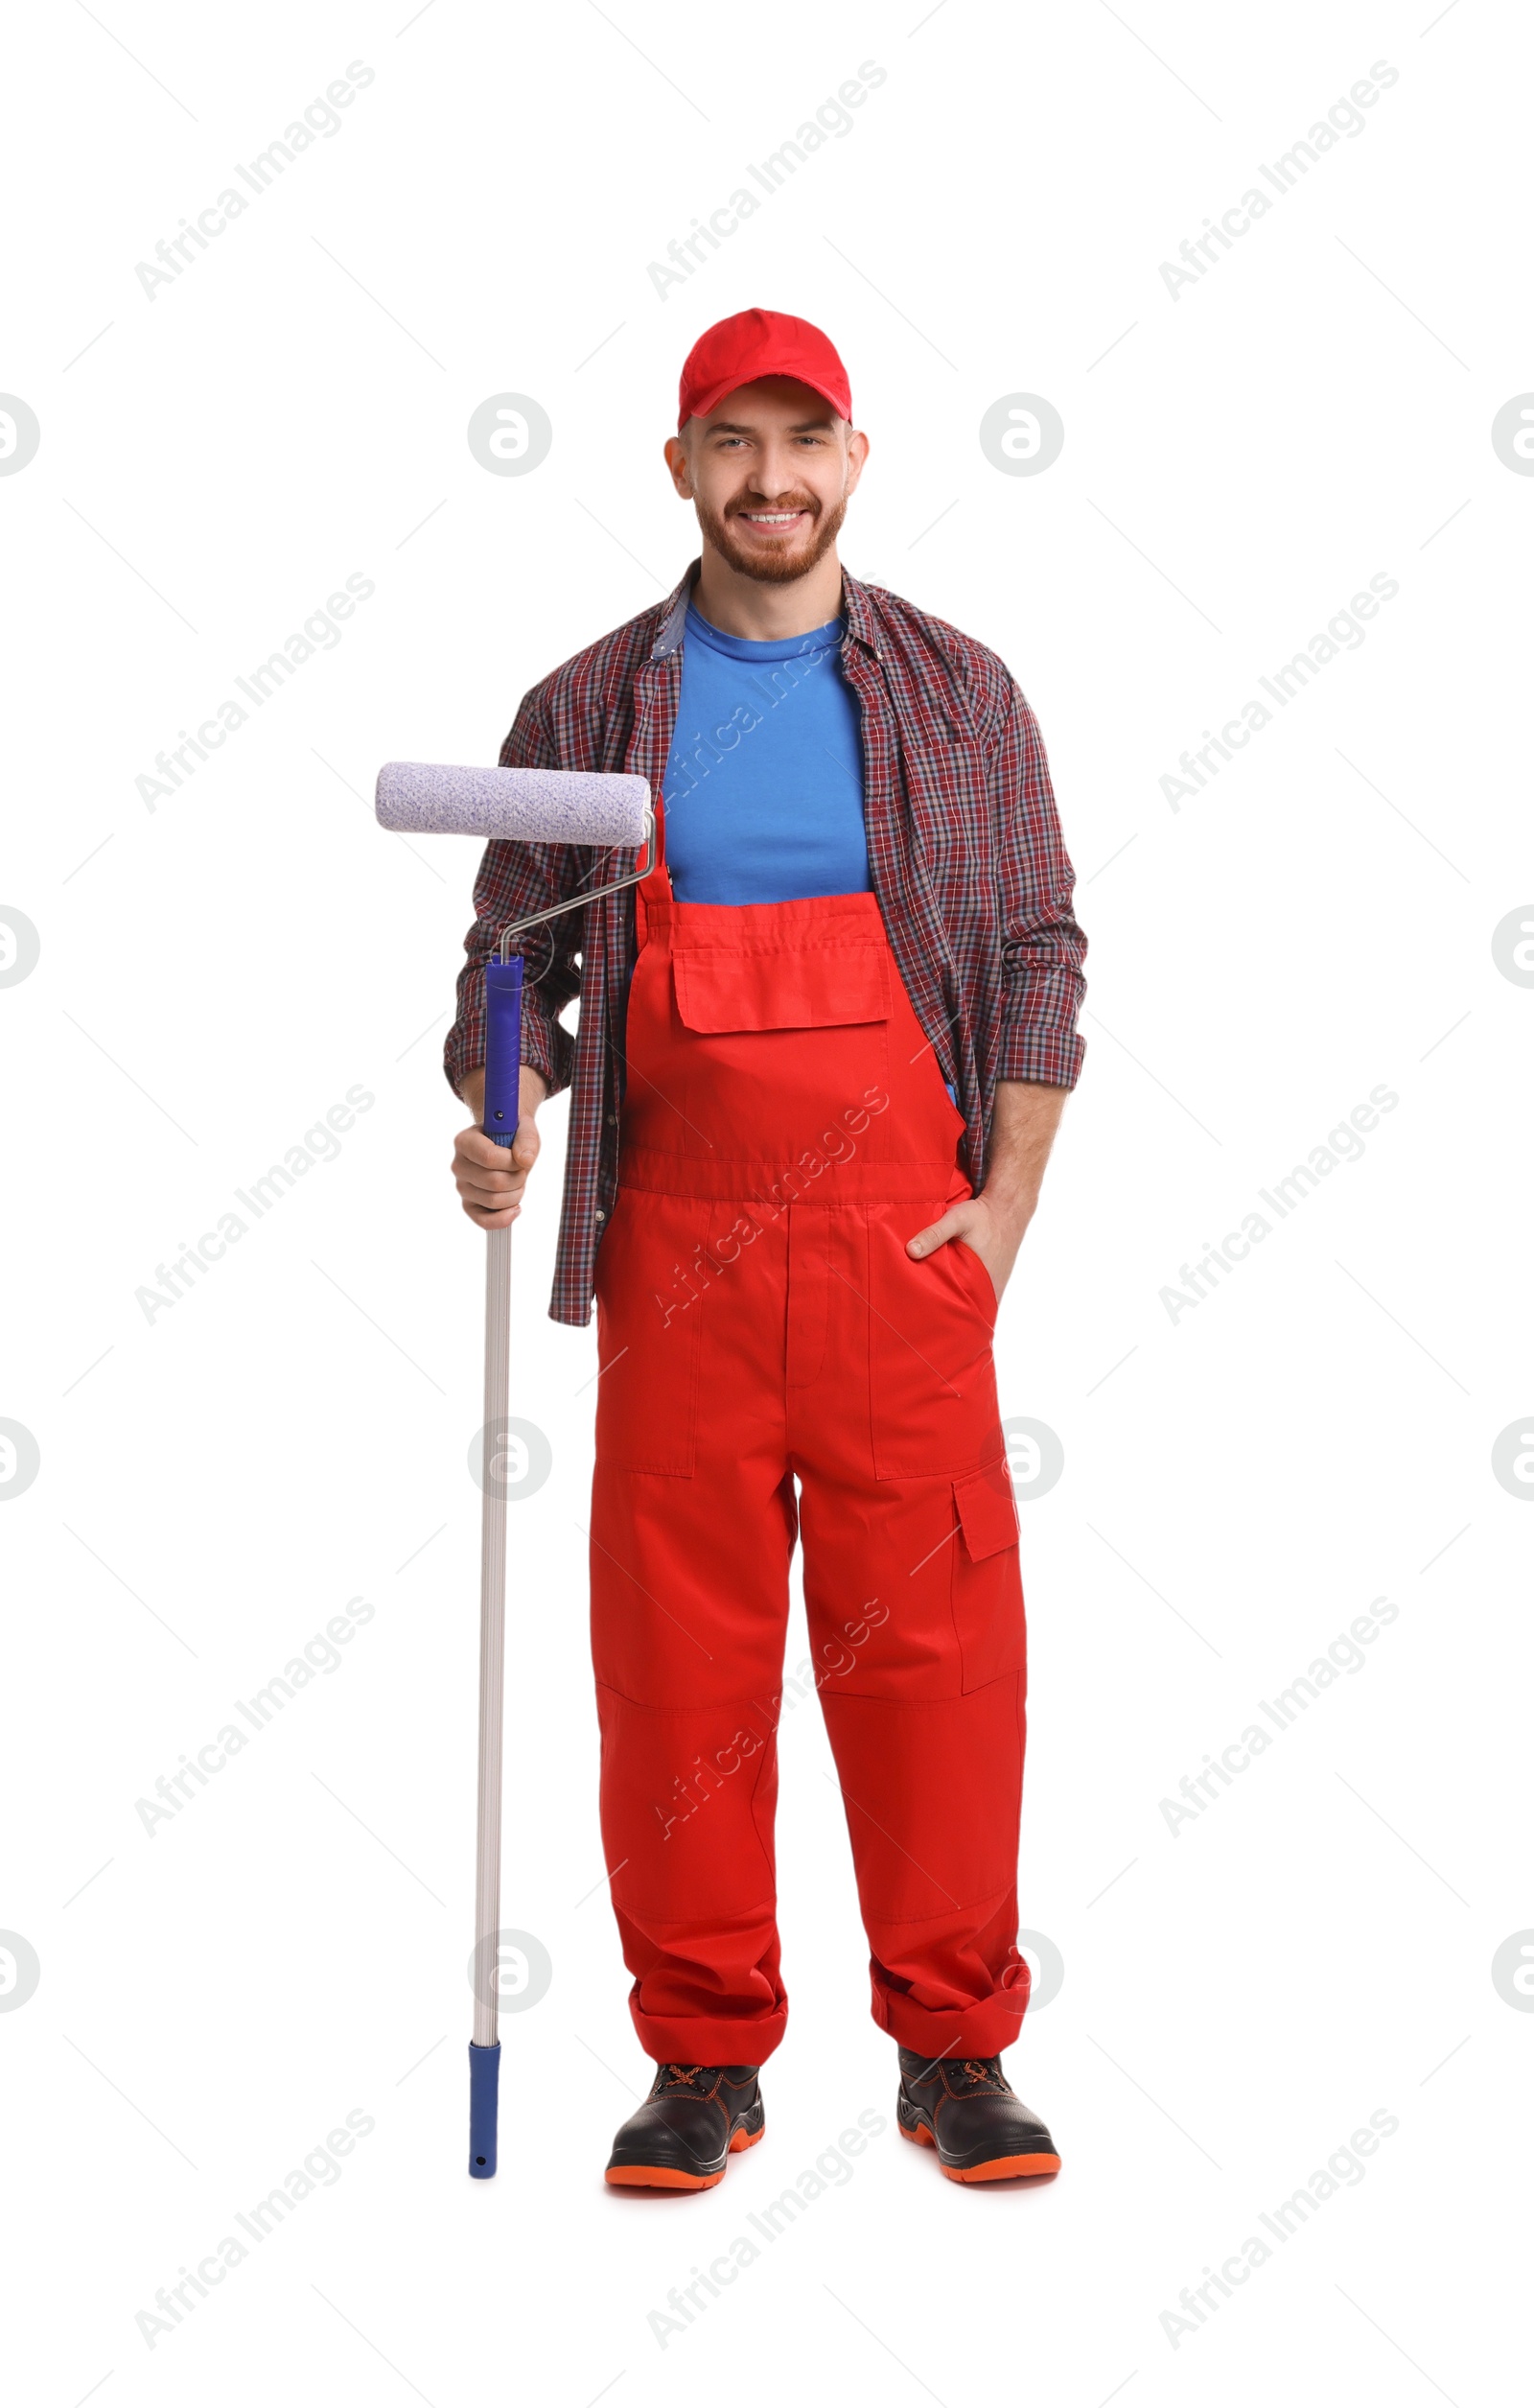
xmin=896 ymin=2049 xmax=1060 ymax=2183
xmin=605 ymin=2063 xmax=765 ymax=2190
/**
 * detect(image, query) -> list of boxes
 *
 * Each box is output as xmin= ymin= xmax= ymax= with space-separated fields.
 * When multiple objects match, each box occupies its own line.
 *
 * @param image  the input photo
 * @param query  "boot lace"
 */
xmin=957 ymin=2056 xmax=1008 ymax=2091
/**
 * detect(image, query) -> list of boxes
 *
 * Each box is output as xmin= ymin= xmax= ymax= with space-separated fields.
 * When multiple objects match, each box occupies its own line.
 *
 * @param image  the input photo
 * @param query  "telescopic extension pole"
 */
xmin=467 ymin=952 xmax=523 ymax=2177
xmin=462 ymin=823 xmax=656 ymax=2181
xmin=378 ymin=756 xmax=660 ymax=2186
xmin=373 ymin=759 xmax=653 ymax=2182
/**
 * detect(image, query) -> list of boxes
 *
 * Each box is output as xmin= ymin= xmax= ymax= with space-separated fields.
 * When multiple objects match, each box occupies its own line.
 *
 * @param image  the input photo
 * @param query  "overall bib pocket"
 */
xmin=670 ymin=941 xmax=892 ymax=1161
xmin=672 ymin=939 xmax=890 ymax=1031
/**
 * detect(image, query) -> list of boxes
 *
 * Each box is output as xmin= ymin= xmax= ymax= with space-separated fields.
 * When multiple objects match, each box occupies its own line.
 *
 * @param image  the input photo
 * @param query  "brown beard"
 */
xmin=692 ymin=487 xmax=849 ymax=585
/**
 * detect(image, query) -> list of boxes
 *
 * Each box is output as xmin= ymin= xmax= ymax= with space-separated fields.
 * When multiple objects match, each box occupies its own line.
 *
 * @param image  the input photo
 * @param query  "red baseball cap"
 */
xmin=677 ymin=308 xmax=852 ymax=433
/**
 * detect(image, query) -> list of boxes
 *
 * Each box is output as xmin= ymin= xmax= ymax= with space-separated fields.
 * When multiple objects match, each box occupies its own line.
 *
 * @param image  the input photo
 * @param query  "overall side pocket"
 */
xmin=593 ymin=1191 xmax=703 ymax=1475
xmin=865 ymin=1204 xmax=1003 ymax=1479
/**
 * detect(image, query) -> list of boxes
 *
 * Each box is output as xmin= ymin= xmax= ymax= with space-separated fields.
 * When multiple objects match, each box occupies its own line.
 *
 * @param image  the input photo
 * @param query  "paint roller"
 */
xmin=376 ymin=760 xmax=652 ymax=1140
xmin=374 ymin=760 xmax=654 ymax=2179
xmin=376 ymin=760 xmax=651 ymax=850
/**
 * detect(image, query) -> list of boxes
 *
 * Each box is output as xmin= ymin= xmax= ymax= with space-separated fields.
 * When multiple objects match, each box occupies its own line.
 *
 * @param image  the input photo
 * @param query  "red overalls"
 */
xmin=589 ymin=803 xmax=1031 ymax=2065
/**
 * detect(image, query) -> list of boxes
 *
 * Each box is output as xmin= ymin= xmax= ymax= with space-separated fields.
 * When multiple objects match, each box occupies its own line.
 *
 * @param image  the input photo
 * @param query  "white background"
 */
xmin=3 ymin=1 xmax=1529 ymax=2400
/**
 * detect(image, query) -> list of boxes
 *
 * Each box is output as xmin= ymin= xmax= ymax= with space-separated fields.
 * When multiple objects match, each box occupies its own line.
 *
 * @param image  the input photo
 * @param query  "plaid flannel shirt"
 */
xmin=445 ymin=559 xmax=1087 ymax=1326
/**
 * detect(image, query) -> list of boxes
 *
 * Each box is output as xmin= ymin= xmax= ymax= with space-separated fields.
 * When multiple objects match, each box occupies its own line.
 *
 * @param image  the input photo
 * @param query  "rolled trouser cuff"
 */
xmin=870 ymin=1940 xmax=1031 ymax=2060
xmin=629 ymin=1986 xmax=789 ymax=2069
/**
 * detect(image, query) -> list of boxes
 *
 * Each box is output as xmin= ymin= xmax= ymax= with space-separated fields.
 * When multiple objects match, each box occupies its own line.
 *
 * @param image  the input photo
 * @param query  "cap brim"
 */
xmin=681 ymin=372 xmax=848 ymax=431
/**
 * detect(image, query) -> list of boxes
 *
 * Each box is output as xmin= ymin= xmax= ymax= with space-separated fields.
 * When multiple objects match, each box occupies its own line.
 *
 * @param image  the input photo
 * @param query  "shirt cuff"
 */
xmin=991 ymin=1022 xmax=1085 ymax=1089
xmin=444 ymin=994 xmax=575 ymax=1101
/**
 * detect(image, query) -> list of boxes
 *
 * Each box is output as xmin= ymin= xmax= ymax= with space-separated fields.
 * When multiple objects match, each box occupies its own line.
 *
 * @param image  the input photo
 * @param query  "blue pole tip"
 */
xmin=468 ymin=2039 xmax=501 ymax=2180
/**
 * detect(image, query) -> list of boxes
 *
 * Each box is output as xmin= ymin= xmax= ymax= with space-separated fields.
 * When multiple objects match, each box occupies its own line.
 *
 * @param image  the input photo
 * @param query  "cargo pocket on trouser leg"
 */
xmin=950 ymin=1458 xmax=1026 ymax=1694
xmin=593 ymin=1190 xmax=702 ymax=1476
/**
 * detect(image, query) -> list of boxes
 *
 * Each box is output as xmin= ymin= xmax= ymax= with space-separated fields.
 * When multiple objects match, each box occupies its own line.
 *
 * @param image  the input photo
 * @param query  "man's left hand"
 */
xmin=903 ymin=1078 xmax=1070 ymax=1304
xmin=905 ymin=1191 xmax=1031 ymax=1302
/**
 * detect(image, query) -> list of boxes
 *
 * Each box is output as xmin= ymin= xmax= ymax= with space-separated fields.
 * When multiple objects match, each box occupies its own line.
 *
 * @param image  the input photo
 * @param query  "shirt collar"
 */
xmin=837 ymin=567 xmax=878 ymax=653
xmin=651 ymin=561 xmax=698 ymax=657
xmin=650 ymin=558 xmax=879 ymax=659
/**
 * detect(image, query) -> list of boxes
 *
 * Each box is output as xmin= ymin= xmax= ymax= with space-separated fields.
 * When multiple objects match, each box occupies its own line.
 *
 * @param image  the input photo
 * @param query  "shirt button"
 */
xmin=594 ymin=1208 xmax=605 ymax=1220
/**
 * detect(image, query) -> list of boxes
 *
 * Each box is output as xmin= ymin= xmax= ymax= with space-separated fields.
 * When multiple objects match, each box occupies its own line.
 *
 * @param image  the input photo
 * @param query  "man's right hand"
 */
xmin=453 ymin=1065 xmax=547 ymax=1229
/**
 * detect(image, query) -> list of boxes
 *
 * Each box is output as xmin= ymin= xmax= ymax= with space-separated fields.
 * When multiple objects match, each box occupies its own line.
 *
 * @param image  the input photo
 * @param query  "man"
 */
xmin=445 ymin=308 xmax=1086 ymax=2188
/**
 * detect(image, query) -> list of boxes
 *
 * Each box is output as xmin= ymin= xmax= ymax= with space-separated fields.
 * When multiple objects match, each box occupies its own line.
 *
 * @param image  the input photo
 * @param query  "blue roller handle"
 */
xmin=469 ymin=2041 xmax=500 ymax=2178
xmin=483 ymin=956 xmax=523 ymax=1149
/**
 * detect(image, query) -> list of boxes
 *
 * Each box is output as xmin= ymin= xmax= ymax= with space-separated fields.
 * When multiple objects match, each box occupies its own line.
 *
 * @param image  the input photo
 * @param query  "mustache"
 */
xmin=725 ymin=494 xmax=820 ymax=517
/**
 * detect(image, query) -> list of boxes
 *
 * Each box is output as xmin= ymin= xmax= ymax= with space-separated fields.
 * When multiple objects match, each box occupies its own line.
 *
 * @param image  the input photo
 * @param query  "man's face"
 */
xmin=665 ymin=379 xmax=869 ymax=584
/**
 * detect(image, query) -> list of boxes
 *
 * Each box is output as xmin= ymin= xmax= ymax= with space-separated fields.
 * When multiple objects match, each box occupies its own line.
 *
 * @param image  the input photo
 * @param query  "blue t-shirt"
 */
xmin=662 ymin=605 xmax=870 ymax=904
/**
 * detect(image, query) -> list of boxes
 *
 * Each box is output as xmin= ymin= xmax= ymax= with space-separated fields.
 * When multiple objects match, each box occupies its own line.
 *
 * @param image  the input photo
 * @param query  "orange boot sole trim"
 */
xmin=605 ymin=2121 xmax=765 ymax=2190
xmin=900 ymin=2116 xmax=1060 ymax=2182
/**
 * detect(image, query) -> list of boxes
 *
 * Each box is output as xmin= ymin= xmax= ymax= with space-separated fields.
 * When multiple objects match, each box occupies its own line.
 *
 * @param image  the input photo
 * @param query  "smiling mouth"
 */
xmin=732 ymin=507 xmax=812 ymax=529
